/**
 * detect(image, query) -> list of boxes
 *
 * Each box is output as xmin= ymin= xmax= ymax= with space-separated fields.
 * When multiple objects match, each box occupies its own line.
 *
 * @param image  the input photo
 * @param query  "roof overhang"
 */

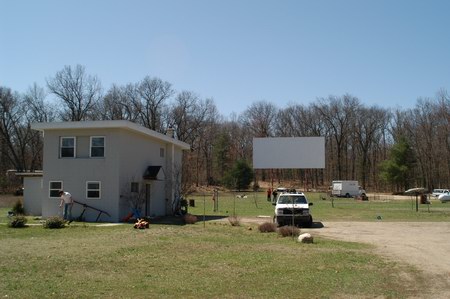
xmin=31 ymin=120 xmax=190 ymax=150
xmin=143 ymin=166 xmax=162 ymax=180
xmin=15 ymin=171 xmax=43 ymax=177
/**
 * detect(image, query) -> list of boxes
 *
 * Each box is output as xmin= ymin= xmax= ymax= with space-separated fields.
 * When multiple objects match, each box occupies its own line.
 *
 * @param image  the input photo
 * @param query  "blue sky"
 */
xmin=1 ymin=0 xmax=449 ymax=116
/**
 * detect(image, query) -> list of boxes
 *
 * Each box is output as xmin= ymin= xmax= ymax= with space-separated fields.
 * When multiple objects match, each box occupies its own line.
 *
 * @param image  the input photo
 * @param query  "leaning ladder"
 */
xmin=73 ymin=200 xmax=111 ymax=222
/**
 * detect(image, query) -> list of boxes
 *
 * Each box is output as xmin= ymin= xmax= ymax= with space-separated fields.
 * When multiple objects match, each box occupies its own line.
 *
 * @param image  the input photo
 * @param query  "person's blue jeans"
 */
xmin=63 ymin=203 xmax=72 ymax=220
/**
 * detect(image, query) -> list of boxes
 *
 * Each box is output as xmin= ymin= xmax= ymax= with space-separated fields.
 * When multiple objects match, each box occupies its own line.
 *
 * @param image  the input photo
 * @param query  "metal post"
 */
xmin=203 ymin=193 xmax=206 ymax=228
xmin=213 ymin=190 xmax=218 ymax=212
xmin=416 ymin=193 xmax=419 ymax=212
xmin=233 ymin=192 xmax=236 ymax=217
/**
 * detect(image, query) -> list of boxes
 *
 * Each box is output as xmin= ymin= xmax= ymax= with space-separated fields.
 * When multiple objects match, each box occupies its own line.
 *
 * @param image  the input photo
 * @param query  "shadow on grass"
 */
xmin=308 ymin=222 xmax=324 ymax=229
xmin=279 ymin=222 xmax=325 ymax=229
xmin=149 ymin=215 xmax=323 ymax=228
xmin=150 ymin=215 xmax=228 ymax=226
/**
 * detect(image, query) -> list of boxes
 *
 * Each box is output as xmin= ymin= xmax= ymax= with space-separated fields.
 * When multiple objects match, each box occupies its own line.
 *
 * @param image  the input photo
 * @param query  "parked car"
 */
xmin=438 ymin=192 xmax=450 ymax=203
xmin=432 ymin=189 xmax=449 ymax=197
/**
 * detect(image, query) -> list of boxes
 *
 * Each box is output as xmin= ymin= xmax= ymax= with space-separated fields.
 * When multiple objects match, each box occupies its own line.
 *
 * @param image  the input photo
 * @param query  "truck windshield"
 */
xmin=278 ymin=196 xmax=307 ymax=204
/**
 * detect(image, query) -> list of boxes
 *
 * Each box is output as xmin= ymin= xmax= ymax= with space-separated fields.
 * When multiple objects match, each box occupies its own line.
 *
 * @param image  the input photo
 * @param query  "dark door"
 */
xmin=145 ymin=183 xmax=151 ymax=216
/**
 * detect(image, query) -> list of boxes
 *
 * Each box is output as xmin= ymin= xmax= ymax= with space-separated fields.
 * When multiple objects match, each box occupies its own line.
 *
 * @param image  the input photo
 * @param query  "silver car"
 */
xmin=437 ymin=192 xmax=450 ymax=203
xmin=432 ymin=189 xmax=449 ymax=197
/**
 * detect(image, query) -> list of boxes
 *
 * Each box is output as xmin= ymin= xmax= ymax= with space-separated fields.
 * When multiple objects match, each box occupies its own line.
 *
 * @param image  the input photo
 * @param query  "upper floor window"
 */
xmin=90 ymin=136 xmax=105 ymax=158
xmin=60 ymin=137 xmax=76 ymax=158
xmin=160 ymin=148 xmax=165 ymax=158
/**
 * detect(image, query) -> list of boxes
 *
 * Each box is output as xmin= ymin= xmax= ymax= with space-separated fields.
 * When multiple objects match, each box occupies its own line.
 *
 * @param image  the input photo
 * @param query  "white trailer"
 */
xmin=331 ymin=180 xmax=366 ymax=198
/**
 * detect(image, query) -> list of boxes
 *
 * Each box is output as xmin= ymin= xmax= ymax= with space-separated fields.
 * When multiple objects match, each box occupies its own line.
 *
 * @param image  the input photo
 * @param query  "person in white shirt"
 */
xmin=59 ymin=190 xmax=73 ymax=221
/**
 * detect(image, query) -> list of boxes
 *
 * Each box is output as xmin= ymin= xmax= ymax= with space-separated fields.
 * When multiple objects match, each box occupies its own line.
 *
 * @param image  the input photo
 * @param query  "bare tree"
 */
xmin=135 ymin=76 xmax=174 ymax=131
xmin=240 ymin=101 xmax=277 ymax=137
xmin=0 ymin=86 xmax=41 ymax=173
xmin=354 ymin=106 xmax=389 ymax=189
xmin=46 ymin=64 xmax=102 ymax=121
xmin=120 ymin=178 xmax=146 ymax=217
xmin=167 ymin=91 xmax=203 ymax=144
xmin=167 ymin=93 xmax=220 ymax=186
xmin=24 ymin=83 xmax=55 ymax=123
xmin=436 ymin=89 xmax=450 ymax=187
xmin=407 ymin=98 xmax=440 ymax=189
xmin=314 ymin=94 xmax=360 ymax=180
xmin=276 ymin=104 xmax=325 ymax=137
xmin=98 ymin=84 xmax=140 ymax=121
xmin=197 ymin=99 xmax=220 ymax=186
xmin=23 ymin=84 xmax=53 ymax=171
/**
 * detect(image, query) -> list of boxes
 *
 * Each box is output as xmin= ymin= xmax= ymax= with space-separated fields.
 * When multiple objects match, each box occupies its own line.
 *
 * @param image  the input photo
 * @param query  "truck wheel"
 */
xmin=304 ymin=216 xmax=313 ymax=228
xmin=345 ymin=193 xmax=351 ymax=198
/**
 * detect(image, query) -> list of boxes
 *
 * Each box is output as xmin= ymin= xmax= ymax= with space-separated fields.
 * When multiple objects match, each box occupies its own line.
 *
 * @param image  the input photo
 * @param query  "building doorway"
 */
xmin=145 ymin=183 xmax=151 ymax=216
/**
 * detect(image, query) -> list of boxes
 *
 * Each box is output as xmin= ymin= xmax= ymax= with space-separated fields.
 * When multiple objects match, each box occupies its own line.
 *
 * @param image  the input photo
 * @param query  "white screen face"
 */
xmin=252 ymin=137 xmax=325 ymax=169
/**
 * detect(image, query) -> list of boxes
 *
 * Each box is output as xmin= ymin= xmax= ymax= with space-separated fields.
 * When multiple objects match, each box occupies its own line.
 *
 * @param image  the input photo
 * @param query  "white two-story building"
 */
xmin=22 ymin=120 xmax=190 ymax=222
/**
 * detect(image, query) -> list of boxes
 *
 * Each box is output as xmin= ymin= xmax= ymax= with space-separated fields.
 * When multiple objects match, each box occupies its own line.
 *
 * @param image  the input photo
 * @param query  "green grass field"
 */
xmin=1 ymin=193 xmax=446 ymax=298
xmin=187 ymin=191 xmax=450 ymax=222
xmin=0 ymin=221 xmax=426 ymax=298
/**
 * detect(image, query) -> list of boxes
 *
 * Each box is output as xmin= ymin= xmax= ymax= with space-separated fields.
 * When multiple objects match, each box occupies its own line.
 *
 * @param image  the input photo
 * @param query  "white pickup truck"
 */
xmin=273 ymin=192 xmax=313 ymax=227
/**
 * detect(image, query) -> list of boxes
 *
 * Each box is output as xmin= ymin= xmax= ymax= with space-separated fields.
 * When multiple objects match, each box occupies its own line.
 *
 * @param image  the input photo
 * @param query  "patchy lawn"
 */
xmin=0 ymin=221 xmax=426 ymax=298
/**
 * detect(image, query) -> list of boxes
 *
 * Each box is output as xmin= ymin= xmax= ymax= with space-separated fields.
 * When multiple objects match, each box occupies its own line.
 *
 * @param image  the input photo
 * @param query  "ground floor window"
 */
xmin=49 ymin=181 xmax=62 ymax=198
xmin=86 ymin=181 xmax=101 ymax=199
xmin=131 ymin=182 xmax=139 ymax=193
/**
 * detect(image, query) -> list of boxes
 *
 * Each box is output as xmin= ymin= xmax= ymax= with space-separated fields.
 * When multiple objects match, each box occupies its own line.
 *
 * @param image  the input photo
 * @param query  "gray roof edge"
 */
xmin=15 ymin=171 xmax=43 ymax=177
xmin=31 ymin=120 xmax=190 ymax=150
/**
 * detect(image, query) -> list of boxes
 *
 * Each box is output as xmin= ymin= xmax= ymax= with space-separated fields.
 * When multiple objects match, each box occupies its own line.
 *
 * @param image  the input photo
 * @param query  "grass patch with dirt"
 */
xmin=0 ymin=222 xmax=426 ymax=298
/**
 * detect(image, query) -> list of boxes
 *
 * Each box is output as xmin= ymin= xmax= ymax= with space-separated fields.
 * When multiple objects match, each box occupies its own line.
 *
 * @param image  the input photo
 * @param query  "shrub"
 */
xmin=8 ymin=215 xmax=28 ymax=228
xmin=228 ymin=216 xmax=241 ymax=226
xmin=12 ymin=199 xmax=25 ymax=215
xmin=278 ymin=225 xmax=300 ymax=238
xmin=43 ymin=216 xmax=66 ymax=229
xmin=258 ymin=222 xmax=277 ymax=233
xmin=183 ymin=213 xmax=198 ymax=224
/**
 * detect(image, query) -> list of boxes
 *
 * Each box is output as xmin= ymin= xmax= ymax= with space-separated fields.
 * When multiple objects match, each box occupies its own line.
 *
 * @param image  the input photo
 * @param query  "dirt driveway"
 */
xmin=303 ymin=222 xmax=450 ymax=275
xmin=303 ymin=221 xmax=450 ymax=297
xmin=240 ymin=218 xmax=450 ymax=298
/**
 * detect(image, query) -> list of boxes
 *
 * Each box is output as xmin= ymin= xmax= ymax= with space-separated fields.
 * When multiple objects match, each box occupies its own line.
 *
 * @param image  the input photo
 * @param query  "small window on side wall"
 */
xmin=160 ymin=148 xmax=165 ymax=158
xmin=86 ymin=181 xmax=101 ymax=199
xmin=90 ymin=136 xmax=105 ymax=158
xmin=131 ymin=182 xmax=139 ymax=193
xmin=49 ymin=181 xmax=62 ymax=198
xmin=60 ymin=137 xmax=76 ymax=158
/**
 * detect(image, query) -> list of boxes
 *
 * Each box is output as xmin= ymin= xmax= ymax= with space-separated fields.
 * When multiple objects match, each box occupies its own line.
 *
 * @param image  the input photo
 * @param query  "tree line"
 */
xmin=1 ymin=64 xmax=449 ymax=193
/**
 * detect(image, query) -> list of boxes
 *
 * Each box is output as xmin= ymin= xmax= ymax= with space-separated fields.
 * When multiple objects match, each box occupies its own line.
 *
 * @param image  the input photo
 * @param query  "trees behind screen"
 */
xmin=3 ymin=64 xmax=450 ymax=192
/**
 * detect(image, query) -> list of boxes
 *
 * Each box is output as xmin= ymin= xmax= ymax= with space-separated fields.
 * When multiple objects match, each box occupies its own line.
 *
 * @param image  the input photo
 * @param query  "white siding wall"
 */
xmin=36 ymin=124 xmax=187 ymax=222
xmin=42 ymin=129 xmax=120 ymax=222
xmin=117 ymin=129 xmax=169 ymax=218
xmin=23 ymin=177 xmax=43 ymax=216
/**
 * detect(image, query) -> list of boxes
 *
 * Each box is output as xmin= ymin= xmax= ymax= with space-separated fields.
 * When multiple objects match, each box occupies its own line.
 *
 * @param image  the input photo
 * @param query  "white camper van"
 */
xmin=331 ymin=180 xmax=366 ymax=198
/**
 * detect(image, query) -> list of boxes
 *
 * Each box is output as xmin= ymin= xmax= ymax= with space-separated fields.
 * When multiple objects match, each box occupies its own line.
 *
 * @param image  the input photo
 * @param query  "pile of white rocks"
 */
xmin=297 ymin=233 xmax=314 ymax=243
